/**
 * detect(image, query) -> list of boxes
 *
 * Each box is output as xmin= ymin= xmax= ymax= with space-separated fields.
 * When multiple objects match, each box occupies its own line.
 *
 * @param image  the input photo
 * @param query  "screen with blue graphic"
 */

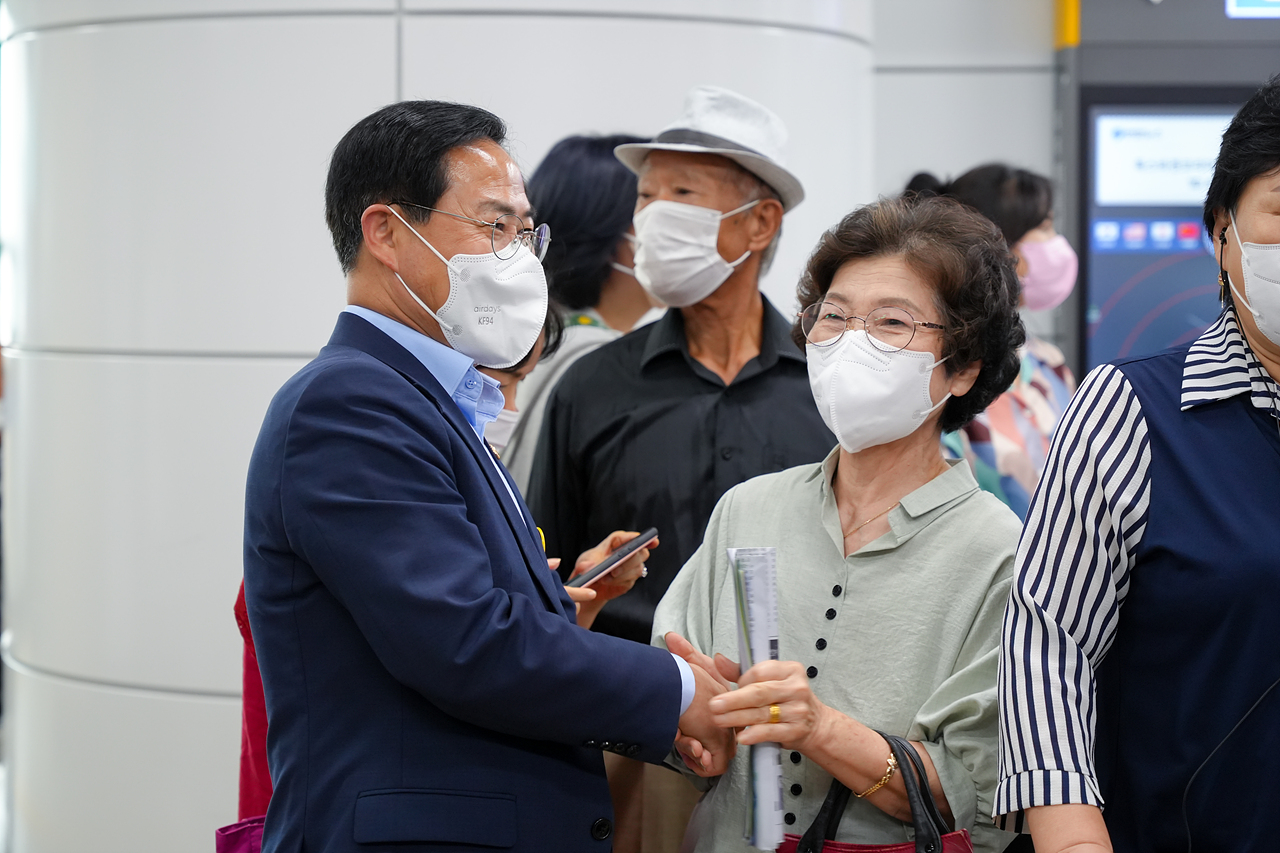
xmin=1226 ymin=0 xmax=1280 ymax=19
xmin=1084 ymin=106 xmax=1237 ymax=369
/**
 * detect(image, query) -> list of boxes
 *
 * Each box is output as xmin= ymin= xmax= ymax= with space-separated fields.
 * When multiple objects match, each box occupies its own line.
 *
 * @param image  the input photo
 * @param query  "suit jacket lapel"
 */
xmin=328 ymin=313 xmax=569 ymax=618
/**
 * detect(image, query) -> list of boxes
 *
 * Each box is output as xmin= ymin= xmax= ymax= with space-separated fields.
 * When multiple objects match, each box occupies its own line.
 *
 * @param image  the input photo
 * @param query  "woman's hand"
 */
xmin=565 ymin=530 xmax=657 ymax=628
xmin=707 ymin=659 xmax=833 ymax=752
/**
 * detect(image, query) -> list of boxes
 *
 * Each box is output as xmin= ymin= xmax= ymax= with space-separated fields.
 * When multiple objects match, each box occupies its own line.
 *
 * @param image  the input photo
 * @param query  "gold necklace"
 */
xmin=842 ymin=501 xmax=899 ymax=539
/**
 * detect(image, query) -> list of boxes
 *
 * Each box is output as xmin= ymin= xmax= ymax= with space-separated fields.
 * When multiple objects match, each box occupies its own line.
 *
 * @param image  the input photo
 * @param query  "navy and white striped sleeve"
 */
xmin=993 ymin=364 xmax=1152 ymax=828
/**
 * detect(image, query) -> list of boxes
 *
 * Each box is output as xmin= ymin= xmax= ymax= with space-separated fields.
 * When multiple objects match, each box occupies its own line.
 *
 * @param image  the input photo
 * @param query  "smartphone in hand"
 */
xmin=565 ymin=528 xmax=659 ymax=588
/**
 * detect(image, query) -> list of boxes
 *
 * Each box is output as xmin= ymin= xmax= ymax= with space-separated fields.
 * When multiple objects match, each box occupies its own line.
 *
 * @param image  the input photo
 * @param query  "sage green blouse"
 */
xmin=652 ymin=448 xmax=1021 ymax=853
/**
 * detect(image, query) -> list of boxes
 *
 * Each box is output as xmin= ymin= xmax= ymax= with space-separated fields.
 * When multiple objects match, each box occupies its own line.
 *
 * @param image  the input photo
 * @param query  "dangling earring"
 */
xmin=1218 ymin=226 xmax=1230 ymax=306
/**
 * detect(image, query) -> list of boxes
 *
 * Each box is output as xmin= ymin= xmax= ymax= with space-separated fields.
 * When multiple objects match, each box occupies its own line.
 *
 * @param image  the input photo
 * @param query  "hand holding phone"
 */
xmin=566 ymin=527 xmax=659 ymax=588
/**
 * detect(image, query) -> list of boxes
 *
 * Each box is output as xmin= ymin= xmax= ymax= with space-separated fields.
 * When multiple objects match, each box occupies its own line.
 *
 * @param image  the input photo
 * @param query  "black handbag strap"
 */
xmin=880 ymin=733 xmax=952 ymax=853
xmin=795 ymin=777 xmax=853 ymax=853
xmin=793 ymin=734 xmax=953 ymax=853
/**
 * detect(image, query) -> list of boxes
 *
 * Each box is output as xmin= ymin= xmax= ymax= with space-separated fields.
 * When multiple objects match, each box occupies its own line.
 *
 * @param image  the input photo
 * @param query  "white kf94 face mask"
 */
xmin=632 ymin=199 xmax=758 ymax=307
xmin=806 ymin=330 xmax=950 ymax=454
xmin=387 ymin=206 xmax=548 ymax=369
xmin=1229 ymin=210 xmax=1280 ymax=348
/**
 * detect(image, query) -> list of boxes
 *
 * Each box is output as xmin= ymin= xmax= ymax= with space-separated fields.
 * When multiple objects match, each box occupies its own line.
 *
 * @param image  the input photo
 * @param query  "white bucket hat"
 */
xmin=615 ymin=85 xmax=804 ymax=212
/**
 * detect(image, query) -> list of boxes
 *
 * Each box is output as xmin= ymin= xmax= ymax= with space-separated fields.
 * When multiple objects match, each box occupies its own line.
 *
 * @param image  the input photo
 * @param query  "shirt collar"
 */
xmin=1180 ymin=308 xmax=1280 ymax=415
xmin=813 ymin=446 xmax=979 ymax=555
xmin=638 ymin=294 xmax=807 ymax=371
xmin=343 ymin=305 xmax=504 ymax=436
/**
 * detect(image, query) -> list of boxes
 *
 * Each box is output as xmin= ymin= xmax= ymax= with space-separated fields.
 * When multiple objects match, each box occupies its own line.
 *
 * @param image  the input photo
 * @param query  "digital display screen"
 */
xmin=1226 ymin=0 xmax=1280 ymax=19
xmin=1084 ymin=106 xmax=1236 ymax=368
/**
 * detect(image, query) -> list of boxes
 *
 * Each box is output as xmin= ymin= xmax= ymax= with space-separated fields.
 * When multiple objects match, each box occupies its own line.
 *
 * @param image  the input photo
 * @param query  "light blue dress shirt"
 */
xmin=342 ymin=306 xmax=694 ymax=713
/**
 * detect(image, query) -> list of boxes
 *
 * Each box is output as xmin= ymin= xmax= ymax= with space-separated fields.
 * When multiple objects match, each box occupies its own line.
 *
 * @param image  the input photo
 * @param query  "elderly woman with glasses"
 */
xmin=653 ymin=195 xmax=1026 ymax=853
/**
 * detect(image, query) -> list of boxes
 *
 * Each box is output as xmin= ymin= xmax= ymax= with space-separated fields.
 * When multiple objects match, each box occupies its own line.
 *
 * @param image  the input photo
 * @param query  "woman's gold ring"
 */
xmin=768 ymin=704 xmax=782 ymax=725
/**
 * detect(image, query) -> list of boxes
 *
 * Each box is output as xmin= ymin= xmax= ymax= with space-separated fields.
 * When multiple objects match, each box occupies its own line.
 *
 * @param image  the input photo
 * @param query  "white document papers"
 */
xmin=728 ymin=547 xmax=783 ymax=850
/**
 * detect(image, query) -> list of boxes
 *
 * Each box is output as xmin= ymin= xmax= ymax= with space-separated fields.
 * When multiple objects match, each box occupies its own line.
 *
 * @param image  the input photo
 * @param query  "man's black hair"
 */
xmin=325 ymin=101 xmax=506 ymax=274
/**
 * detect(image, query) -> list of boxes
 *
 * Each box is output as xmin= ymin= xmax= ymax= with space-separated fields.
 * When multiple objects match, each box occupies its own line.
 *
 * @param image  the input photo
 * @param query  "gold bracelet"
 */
xmin=853 ymin=750 xmax=897 ymax=798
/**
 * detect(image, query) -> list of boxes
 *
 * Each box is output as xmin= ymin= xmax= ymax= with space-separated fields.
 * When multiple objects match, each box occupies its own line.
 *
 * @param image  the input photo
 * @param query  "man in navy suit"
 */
xmin=243 ymin=101 xmax=732 ymax=852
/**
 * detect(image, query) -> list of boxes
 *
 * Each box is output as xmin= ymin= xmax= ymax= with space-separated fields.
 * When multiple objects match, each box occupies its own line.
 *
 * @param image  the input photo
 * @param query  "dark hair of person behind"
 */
xmin=325 ymin=100 xmax=506 ymax=274
xmin=526 ymin=134 xmax=649 ymax=311
xmin=793 ymin=195 xmax=1025 ymax=433
xmin=905 ymin=163 xmax=1052 ymax=246
xmin=1203 ymin=74 xmax=1280 ymax=237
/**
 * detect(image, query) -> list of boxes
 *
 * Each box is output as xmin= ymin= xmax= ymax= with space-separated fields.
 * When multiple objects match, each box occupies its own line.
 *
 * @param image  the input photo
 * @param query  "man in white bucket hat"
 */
xmin=528 ymin=86 xmax=834 ymax=852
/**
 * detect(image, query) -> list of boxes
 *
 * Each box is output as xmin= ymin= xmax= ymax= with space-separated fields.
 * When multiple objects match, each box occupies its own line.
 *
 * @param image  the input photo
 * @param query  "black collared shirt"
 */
xmin=528 ymin=298 xmax=835 ymax=643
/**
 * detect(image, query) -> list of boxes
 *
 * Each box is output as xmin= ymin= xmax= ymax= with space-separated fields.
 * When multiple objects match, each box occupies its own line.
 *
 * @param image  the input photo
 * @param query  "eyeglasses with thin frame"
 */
xmin=392 ymin=201 xmax=551 ymax=262
xmin=798 ymin=301 xmax=946 ymax=352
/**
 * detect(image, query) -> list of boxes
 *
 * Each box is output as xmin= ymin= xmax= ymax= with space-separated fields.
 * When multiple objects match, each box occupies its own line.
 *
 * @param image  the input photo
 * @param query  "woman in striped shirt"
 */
xmin=996 ymin=76 xmax=1280 ymax=852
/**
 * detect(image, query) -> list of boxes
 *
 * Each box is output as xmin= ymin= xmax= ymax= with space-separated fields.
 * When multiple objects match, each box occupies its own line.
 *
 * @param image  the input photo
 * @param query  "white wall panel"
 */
xmin=4 ymin=350 xmax=307 ymax=692
xmin=0 ymin=0 xmax=394 ymax=36
xmin=873 ymin=69 xmax=1055 ymax=197
xmin=403 ymin=13 xmax=874 ymax=311
xmin=403 ymin=0 xmax=872 ymax=36
xmin=3 ymin=663 xmax=239 ymax=853
xmin=2 ymin=15 xmax=393 ymax=355
xmin=874 ymin=0 xmax=1054 ymax=67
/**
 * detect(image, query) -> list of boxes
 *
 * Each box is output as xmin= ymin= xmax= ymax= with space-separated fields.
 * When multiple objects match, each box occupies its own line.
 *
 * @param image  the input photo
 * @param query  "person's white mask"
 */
xmin=483 ymin=407 xmax=521 ymax=452
xmin=806 ymin=331 xmax=950 ymax=454
xmin=1229 ymin=210 xmax=1280 ymax=348
xmin=387 ymin=206 xmax=548 ymax=369
xmin=632 ymin=199 xmax=758 ymax=307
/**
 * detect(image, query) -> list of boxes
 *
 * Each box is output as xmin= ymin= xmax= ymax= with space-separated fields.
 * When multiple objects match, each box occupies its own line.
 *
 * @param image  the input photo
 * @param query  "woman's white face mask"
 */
xmin=806 ymin=331 xmax=950 ymax=454
xmin=1229 ymin=210 xmax=1280 ymax=348
xmin=483 ymin=407 xmax=521 ymax=452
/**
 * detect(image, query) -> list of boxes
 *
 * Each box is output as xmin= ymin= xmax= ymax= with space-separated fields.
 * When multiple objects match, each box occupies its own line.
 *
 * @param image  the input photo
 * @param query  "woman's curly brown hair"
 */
xmin=792 ymin=195 xmax=1025 ymax=433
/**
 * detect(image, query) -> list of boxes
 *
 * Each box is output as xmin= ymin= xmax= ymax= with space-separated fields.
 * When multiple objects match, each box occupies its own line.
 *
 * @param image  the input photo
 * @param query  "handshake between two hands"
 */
xmin=665 ymin=632 xmax=832 ymax=778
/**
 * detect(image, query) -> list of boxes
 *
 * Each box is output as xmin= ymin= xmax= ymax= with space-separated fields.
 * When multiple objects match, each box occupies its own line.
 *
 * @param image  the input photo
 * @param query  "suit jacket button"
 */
xmin=591 ymin=818 xmax=613 ymax=840
xmin=599 ymin=741 xmax=612 ymax=751
xmin=626 ymin=744 xmax=642 ymax=757
xmin=584 ymin=740 xmax=599 ymax=748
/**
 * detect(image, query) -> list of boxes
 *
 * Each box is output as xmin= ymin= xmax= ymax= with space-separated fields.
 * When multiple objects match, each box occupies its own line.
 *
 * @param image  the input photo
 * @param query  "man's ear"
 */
xmin=948 ymin=359 xmax=982 ymax=399
xmin=361 ymin=204 xmax=400 ymax=273
xmin=745 ymin=198 xmax=784 ymax=253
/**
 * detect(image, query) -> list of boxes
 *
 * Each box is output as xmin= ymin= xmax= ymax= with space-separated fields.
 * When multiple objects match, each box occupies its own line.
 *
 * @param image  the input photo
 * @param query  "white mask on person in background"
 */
xmin=387 ymin=206 xmax=548 ymax=369
xmin=1229 ymin=210 xmax=1280 ymax=347
xmin=632 ymin=199 xmax=758 ymax=307
xmin=1017 ymin=234 xmax=1078 ymax=311
xmin=483 ymin=407 xmax=521 ymax=452
xmin=806 ymin=331 xmax=950 ymax=454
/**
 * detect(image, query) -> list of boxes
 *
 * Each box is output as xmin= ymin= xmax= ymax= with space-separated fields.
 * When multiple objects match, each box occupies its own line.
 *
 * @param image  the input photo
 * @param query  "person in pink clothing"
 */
xmin=905 ymin=164 xmax=1077 ymax=518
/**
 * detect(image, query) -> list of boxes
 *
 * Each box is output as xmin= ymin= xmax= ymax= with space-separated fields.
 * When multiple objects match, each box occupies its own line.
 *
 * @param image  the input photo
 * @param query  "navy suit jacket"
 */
xmin=243 ymin=313 xmax=684 ymax=852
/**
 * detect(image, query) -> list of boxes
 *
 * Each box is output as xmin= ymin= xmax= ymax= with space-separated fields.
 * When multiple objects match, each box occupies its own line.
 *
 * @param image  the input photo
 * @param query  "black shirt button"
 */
xmin=815 ymin=638 xmax=827 ymax=650
xmin=790 ymin=751 xmax=802 ymax=764
xmin=807 ymin=665 xmax=818 ymax=678
xmin=791 ymin=783 xmax=803 ymax=796
xmin=720 ymin=447 xmax=734 ymax=460
xmin=832 ymin=584 xmax=843 ymax=597
xmin=825 ymin=608 xmax=837 ymax=620
xmin=784 ymin=813 xmax=796 ymax=825
xmin=591 ymin=818 xmax=613 ymax=840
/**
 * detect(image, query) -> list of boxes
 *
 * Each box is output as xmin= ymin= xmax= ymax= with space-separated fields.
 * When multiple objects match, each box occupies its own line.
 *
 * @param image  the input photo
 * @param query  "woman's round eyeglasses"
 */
xmin=393 ymin=201 xmax=551 ymax=261
xmin=798 ymin=301 xmax=946 ymax=353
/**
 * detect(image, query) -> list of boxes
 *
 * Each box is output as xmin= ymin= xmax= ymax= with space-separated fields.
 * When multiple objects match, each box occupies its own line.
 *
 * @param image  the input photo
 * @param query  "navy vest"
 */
xmin=1094 ymin=345 xmax=1280 ymax=852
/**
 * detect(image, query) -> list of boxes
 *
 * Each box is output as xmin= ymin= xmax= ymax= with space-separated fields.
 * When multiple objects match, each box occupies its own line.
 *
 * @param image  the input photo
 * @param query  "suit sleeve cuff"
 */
xmin=671 ymin=653 xmax=694 ymax=715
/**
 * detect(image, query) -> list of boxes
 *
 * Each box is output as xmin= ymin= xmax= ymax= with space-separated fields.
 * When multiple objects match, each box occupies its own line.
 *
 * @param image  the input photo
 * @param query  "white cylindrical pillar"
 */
xmin=0 ymin=3 xmax=871 ymax=850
